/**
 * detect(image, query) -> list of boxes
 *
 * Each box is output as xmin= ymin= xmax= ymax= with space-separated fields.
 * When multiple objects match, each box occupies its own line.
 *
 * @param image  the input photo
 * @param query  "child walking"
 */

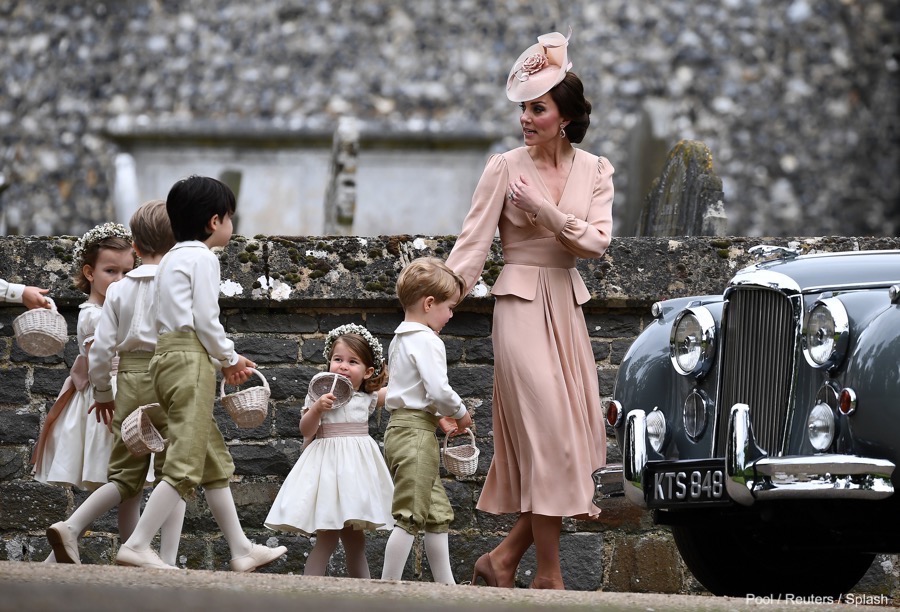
xmin=381 ymin=257 xmax=473 ymax=585
xmin=265 ymin=324 xmax=394 ymax=578
xmin=115 ymin=175 xmax=286 ymax=571
xmin=44 ymin=200 xmax=186 ymax=566
xmin=32 ymin=222 xmax=135 ymax=493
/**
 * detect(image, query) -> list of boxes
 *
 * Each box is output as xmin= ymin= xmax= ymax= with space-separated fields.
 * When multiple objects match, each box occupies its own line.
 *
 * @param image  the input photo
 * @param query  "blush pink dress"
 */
xmin=447 ymin=147 xmax=613 ymax=518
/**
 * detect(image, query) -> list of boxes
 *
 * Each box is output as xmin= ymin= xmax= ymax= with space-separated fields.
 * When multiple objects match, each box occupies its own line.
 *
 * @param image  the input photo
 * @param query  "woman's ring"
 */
xmin=508 ymin=191 xmax=514 ymax=200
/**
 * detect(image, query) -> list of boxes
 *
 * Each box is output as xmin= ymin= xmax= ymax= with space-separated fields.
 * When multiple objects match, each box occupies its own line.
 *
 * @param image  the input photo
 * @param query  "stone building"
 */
xmin=1 ymin=0 xmax=898 ymax=238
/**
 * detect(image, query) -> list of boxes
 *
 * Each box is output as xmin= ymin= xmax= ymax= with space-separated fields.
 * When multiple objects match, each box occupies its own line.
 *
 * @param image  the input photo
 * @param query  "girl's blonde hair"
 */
xmin=328 ymin=333 xmax=387 ymax=393
xmin=396 ymin=257 xmax=465 ymax=310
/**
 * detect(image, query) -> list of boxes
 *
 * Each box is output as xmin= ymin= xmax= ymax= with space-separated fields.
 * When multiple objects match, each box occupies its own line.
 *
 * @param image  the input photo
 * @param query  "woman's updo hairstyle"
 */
xmin=550 ymin=72 xmax=592 ymax=144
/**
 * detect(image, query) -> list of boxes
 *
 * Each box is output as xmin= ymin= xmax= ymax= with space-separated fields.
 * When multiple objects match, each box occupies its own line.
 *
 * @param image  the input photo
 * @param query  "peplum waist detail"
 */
xmin=502 ymin=238 xmax=576 ymax=269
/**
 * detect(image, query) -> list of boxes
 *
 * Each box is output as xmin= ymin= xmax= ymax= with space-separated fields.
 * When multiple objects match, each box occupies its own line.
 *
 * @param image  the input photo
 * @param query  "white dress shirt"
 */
xmin=89 ymin=264 xmax=160 ymax=403
xmin=156 ymin=241 xmax=237 ymax=367
xmin=384 ymin=321 xmax=467 ymax=419
xmin=0 ymin=279 xmax=25 ymax=303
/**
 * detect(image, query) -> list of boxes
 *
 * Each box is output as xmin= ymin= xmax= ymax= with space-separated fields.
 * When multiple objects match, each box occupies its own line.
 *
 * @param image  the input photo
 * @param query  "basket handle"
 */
xmin=442 ymin=427 xmax=475 ymax=452
xmin=45 ymin=296 xmax=58 ymax=312
xmin=219 ymin=367 xmax=269 ymax=399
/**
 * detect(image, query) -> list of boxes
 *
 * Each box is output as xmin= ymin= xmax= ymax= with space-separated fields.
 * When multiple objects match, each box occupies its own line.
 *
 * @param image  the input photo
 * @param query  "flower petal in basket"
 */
xmin=220 ymin=368 xmax=270 ymax=429
xmin=13 ymin=297 xmax=68 ymax=357
xmin=441 ymin=428 xmax=479 ymax=477
xmin=308 ymin=372 xmax=354 ymax=409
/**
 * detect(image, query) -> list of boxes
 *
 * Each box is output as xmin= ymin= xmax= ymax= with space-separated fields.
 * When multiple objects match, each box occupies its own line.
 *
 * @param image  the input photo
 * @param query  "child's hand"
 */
xmin=89 ymin=400 xmax=116 ymax=432
xmin=313 ymin=393 xmax=336 ymax=413
xmin=22 ymin=286 xmax=50 ymax=310
xmin=438 ymin=416 xmax=458 ymax=435
xmin=453 ymin=411 xmax=473 ymax=434
xmin=223 ymin=354 xmax=256 ymax=386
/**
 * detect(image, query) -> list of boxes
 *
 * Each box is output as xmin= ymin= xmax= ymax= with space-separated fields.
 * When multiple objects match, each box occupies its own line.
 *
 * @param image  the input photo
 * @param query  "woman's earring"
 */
xmin=559 ymin=125 xmax=567 ymax=139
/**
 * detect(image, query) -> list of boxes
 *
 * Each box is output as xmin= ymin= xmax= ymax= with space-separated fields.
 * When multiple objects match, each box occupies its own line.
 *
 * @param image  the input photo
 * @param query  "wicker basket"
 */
xmin=441 ymin=428 xmax=479 ymax=477
xmin=220 ymin=368 xmax=270 ymax=428
xmin=121 ymin=403 xmax=167 ymax=456
xmin=13 ymin=297 xmax=67 ymax=357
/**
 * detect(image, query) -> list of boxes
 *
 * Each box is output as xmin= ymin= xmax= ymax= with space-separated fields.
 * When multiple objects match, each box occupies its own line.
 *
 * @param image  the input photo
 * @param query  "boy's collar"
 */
xmin=394 ymin=321 xmax=435 ymax=334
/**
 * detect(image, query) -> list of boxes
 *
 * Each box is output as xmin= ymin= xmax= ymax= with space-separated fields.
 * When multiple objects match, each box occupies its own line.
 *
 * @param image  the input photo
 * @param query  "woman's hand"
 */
xmin=507 ymin=174 xmax=541 ymax=215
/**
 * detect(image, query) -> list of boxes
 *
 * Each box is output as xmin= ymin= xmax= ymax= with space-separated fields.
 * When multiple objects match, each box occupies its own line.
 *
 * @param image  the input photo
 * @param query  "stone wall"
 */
xmin=3 ymin=234 xmax=900 ymax=594
xmin=1 ymin=1 xmax=898 ymax=238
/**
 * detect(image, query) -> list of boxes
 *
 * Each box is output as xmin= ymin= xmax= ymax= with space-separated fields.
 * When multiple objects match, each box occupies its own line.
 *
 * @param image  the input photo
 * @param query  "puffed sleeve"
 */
xmin=446 ymin=154 xmax=509 ymax=295
xmin=534 ymin=156 xmax=614 ymax=259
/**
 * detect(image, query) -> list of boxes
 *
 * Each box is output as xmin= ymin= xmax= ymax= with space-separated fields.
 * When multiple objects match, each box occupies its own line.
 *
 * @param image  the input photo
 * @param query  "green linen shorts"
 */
xmin=150 ymin=331 xmax=234 ymax=498
xmin=383 ymin=408 xmax=453 ymax=534
xmin=107 ymin=352 xmax=167 ymax=500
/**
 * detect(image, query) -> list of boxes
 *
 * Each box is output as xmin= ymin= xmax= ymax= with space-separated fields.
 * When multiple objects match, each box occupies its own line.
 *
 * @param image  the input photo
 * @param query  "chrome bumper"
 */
xmin=622 ymin=404 xmax=895 ymax=508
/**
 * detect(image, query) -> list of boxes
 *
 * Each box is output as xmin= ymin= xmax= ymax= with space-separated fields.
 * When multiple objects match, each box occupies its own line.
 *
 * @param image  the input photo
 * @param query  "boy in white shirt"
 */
xmin=381 ymin=257 xmax=473 ymax=584
xmin=116 ymin=175 xmax=286 ymax=571
xmin=1 ymin=278 xmax=49 ymax=309
xmin=45 ymin=199 xmax=185 ymax=566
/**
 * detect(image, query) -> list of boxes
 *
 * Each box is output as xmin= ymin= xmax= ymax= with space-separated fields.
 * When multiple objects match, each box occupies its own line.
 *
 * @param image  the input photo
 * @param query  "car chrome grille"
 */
xmin=717 ymin=287 xmax=795 ymax=456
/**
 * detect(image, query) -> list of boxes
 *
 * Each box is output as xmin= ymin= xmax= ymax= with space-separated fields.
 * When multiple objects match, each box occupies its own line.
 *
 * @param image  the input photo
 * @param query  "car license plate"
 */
xmin=646 ymin=459 xmax=731 ymax=508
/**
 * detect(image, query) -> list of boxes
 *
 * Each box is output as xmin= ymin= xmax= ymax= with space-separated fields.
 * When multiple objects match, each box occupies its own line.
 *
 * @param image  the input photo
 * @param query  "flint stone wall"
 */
xmin=2 ymin=234 xmax=900 ymax=595
xmin=1 ymin=1 xmax=898 ymax=238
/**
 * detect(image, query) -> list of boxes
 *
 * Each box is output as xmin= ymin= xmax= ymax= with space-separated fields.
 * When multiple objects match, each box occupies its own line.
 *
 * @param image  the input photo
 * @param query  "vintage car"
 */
xmin=602 ymin=246 xmax=900 ymax=597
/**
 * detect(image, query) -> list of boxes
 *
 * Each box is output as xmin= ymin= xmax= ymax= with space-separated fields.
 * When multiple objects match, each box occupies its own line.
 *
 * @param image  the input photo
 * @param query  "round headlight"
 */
xmin=803 ymin=298 xmax=849 ymax=370
xmin=646 ymin=408 xmax=667 ymax=453
xmin=683 ymin=390 xmax=709 ymax=440
xmin=670 ymin=307 xmax=716 ymax=377
xmin=807 ymin=401 xmax=835 ymax=452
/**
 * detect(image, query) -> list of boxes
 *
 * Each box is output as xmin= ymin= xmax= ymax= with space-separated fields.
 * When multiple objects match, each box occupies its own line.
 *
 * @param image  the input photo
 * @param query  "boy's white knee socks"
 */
xmin=159 ymin=498 xmax=186 ymax=566
xmin=123 ymin=480 xmax=181 ymax=551
xmin=424 ymin=531 xmax=455 ymax=584
xmin=204 ymin=485 xmax=252 ymax=559
xmin=67 ymin=483 xmax=122 ymax=535
xmin=381 ymin=527 xmax=415 ymax=580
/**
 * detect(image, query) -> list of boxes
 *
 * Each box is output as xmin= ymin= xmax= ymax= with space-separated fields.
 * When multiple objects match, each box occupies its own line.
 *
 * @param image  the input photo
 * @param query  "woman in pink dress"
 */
xmin=446 ymin=30 xmax=613 ymax=590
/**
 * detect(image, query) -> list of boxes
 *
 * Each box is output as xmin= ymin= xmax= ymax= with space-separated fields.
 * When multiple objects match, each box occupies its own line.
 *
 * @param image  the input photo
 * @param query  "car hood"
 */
xmin=731 ymin=250 xmax=900 ymax=293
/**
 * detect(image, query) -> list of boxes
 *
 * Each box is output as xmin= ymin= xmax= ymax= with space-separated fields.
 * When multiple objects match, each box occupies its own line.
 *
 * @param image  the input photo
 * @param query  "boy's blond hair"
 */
xmin=130 ymin=199 xmax=175 ymax=257
xmin=396 ymin=257 xmax=465 ymax=310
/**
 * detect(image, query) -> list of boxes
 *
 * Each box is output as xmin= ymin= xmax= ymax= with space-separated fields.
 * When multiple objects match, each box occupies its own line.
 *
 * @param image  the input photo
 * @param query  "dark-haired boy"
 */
xmin=116 ymin=176 xmax=286 ymax=571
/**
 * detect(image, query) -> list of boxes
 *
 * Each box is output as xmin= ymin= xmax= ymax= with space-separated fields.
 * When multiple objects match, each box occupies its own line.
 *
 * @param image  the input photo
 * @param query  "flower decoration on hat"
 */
xmin=73 ymin=222 xmax=132 ymax=264
xmin=506 ymin=27 xmax=574 ymax=102
xmin=515 ymin=53 xmax=549 ymax=82
xmin=323 ymin=323 xmax=385 ymax=376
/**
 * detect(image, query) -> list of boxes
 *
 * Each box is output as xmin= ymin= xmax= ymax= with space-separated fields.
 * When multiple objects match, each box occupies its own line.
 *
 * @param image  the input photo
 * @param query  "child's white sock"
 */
xmin=117 ymin=492 xmax=141 ymax=542
xmin=381 ymin=527 xmax=415 ymax=580
xmin=304 ymin=530 xmax=340 ymax=576
xmin=67 ymin=483 xmax=122 ymax=535
xmin=204 ymin=485 xmax=252 ymax=559
xmin=424 ymin=531 xmax=455 ymax=584
xmin=159 ymin=498 xmax=186 ymax=567
xmin=123 ymin=480 xmax=181 ymax=551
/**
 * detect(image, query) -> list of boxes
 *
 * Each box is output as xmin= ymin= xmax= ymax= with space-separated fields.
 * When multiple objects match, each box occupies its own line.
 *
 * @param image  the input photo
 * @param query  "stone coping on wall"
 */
xmin=2 ymin=235 xmax=899 ymax=309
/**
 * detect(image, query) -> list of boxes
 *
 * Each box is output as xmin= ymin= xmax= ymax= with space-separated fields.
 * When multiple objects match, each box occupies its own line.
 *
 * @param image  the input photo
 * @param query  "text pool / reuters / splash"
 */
xmin=746 ymin=593 xmax=892 ymax=606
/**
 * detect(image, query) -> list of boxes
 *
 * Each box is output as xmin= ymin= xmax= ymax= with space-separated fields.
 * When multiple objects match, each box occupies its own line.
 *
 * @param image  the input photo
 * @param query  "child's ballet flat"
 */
xmin=230 ymin=543 xmax=287 ymax=572
xmin=116 ymin=544 xmax=177 ymax=569
xmin=46 ymin=522 xmax=81 ymax=564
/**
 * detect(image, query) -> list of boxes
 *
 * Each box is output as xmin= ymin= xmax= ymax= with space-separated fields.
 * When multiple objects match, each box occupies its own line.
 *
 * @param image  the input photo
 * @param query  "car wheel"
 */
xmin=672 ymin=523 xmax=875 ymax=597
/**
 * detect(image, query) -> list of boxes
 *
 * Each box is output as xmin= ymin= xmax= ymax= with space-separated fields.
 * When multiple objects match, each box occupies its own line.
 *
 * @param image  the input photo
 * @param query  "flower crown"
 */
xmin=73 ymin=222 xmax=132 ymax=264
xmin=322 ymin=323 xmax=385 ymax=376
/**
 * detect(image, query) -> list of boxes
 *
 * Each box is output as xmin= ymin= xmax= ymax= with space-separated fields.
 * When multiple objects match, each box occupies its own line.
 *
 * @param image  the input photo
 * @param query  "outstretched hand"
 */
xmin=88 ymin=400 xmax=115 ymax=433
xmin=22 ymin=286 xmax=50 ymax=310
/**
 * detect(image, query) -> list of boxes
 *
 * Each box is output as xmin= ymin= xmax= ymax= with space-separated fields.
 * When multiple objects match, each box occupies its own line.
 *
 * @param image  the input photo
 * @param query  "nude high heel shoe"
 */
xmin=471 ymin=553 xmax=499 ymax=587
xmin=473 ymin=552 xmax=520 ymax=588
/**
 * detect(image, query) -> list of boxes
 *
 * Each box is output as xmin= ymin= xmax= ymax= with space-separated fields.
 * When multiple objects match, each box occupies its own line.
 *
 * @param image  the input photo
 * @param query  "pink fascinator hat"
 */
xmin=506 ymin=28 xmax=573 ymax=102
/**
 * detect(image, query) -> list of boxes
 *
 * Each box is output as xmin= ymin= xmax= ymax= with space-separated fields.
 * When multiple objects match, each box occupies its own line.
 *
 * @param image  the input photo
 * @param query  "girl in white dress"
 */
xmin=265 ymin=324 xmax=394 ymax=578
xmin=32 ymin=223 xmax=135 ymax=498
